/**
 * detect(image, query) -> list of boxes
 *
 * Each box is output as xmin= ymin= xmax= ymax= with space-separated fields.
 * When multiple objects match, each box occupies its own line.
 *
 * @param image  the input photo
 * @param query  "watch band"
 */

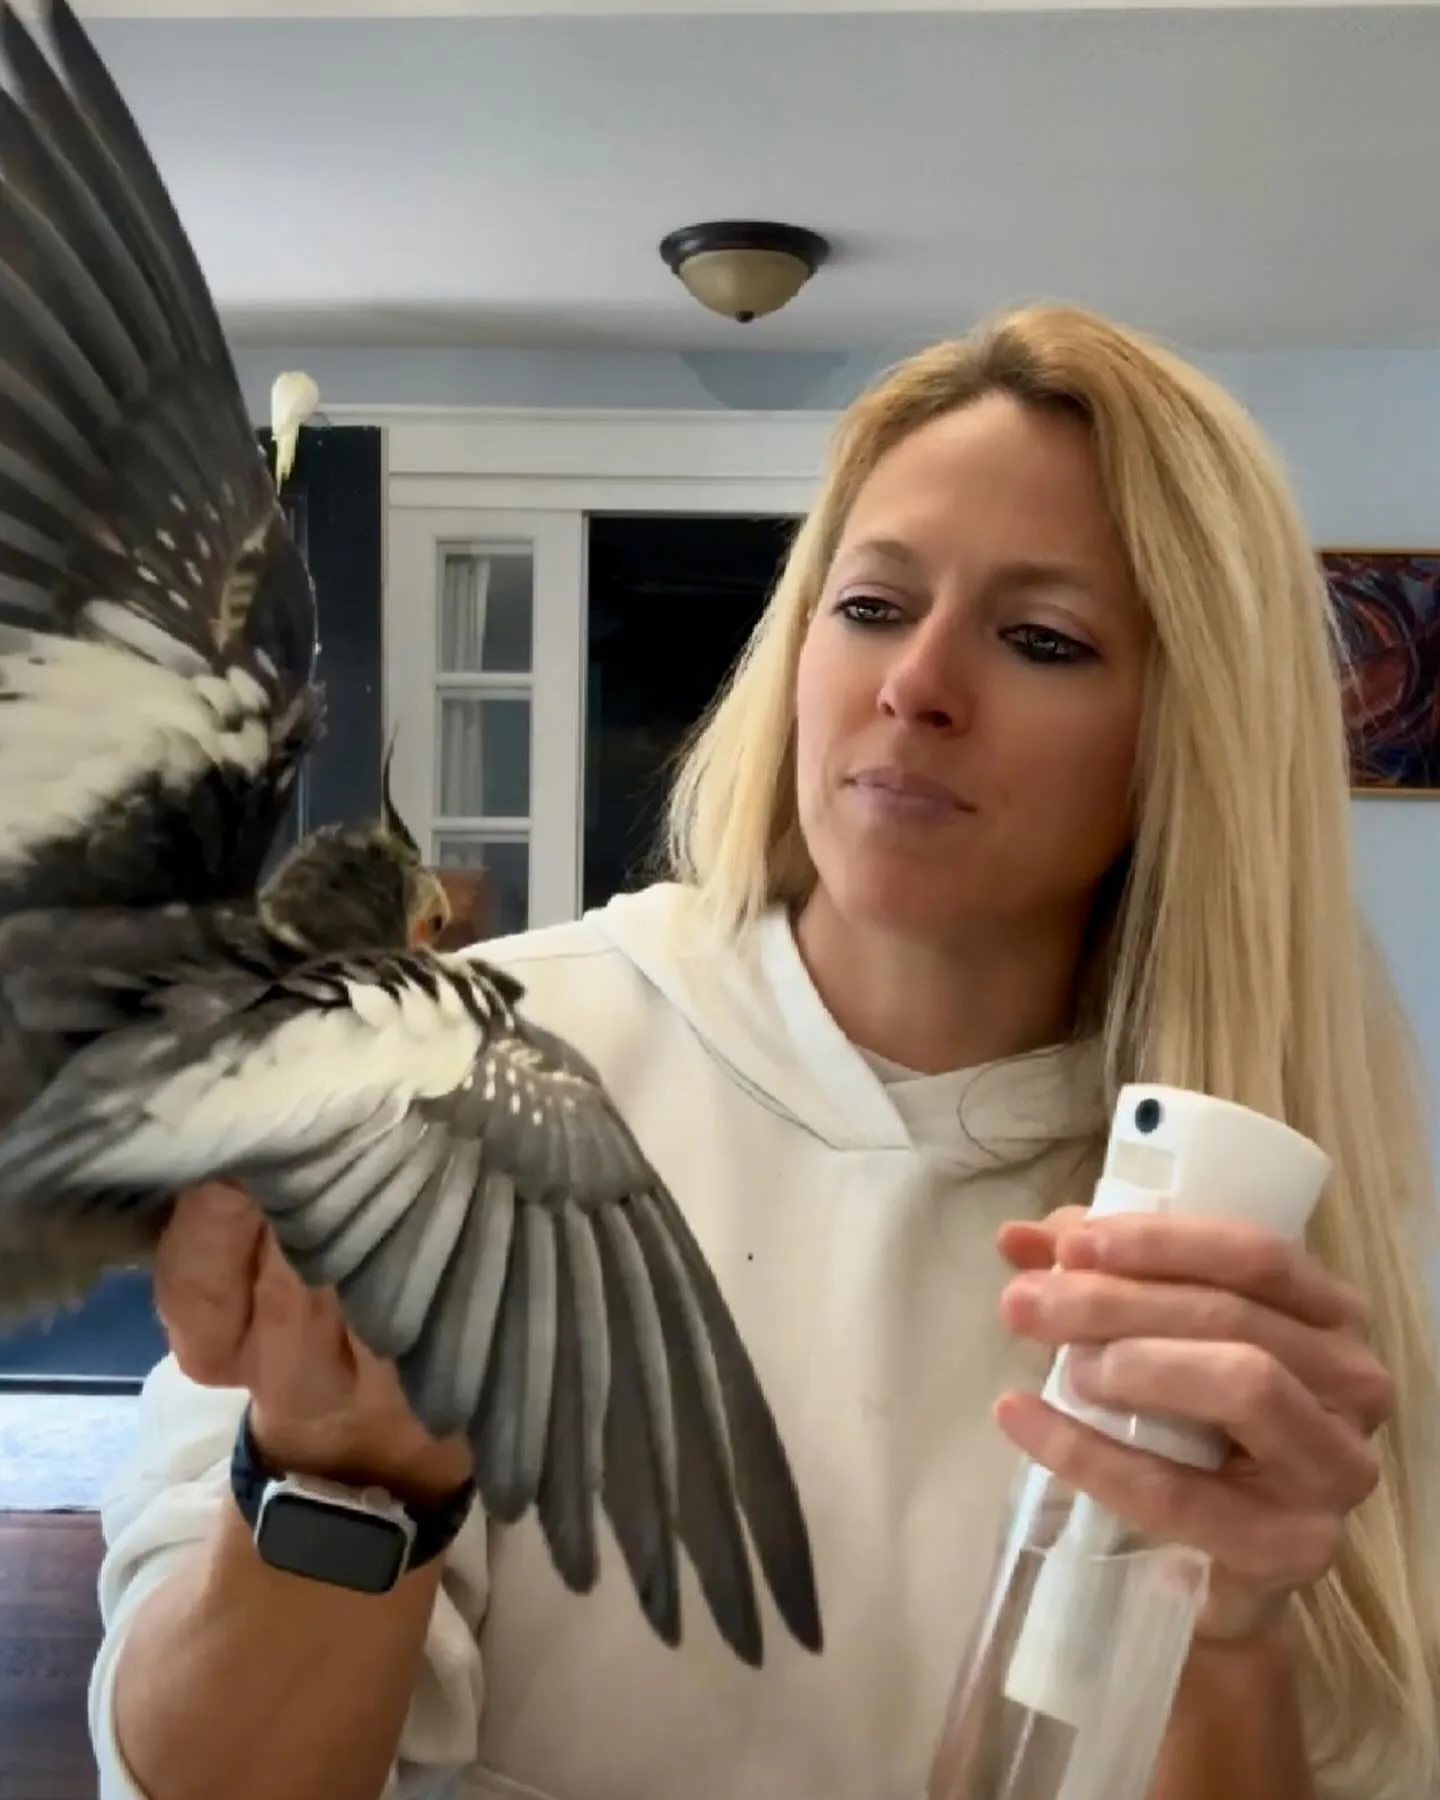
xmin=229 ymin=1401 xmax=477 ymax=1574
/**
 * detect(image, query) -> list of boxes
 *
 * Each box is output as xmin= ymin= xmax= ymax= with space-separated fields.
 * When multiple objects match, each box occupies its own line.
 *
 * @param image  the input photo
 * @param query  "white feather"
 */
xmin=83 ymin=600 xmax=209 ymax=673
xmin=228 ymin=666 xmax=269 ymax=711
xmin=0 ymin=633 xmax=274 ymax=874
xmin=93 ymin=976 xmax=482 ymax=1186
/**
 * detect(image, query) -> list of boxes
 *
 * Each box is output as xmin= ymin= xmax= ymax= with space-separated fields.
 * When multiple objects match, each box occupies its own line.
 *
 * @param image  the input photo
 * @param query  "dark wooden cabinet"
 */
xmin=0 ymin=427 xmax=385 ymax=1391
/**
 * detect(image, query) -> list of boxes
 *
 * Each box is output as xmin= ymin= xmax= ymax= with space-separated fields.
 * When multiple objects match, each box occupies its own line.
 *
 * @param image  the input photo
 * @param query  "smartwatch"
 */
xmin=229 ymin=1402 xmax=476 ymax=1596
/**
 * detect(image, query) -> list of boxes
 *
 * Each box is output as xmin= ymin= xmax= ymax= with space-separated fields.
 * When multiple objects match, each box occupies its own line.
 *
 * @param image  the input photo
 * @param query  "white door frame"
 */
xmin=329 ymin=402 xmax=837 ymax=514
xmin=342 ymin=404 xmax=838 ymax=924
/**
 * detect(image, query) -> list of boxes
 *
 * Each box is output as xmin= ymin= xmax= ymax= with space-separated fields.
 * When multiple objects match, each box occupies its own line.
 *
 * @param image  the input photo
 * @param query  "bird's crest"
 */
xmin=380 ymin=735 xmax=422 ymax=861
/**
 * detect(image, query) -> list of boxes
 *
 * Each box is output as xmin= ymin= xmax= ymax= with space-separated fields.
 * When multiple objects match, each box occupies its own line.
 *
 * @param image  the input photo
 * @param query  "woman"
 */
xmin=91 ymin=304 xmax=1440 ymax=1800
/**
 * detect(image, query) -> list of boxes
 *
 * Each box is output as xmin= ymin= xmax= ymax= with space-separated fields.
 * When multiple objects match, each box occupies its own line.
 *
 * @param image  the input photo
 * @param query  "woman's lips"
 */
xmin=844 ymin=766 xmax=976 ymax=820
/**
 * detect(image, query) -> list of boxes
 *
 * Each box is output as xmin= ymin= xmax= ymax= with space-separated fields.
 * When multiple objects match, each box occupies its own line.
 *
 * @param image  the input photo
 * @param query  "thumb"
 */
xmin=996 ymin=1204 xmax=1092 ymax=1273
xmin=153 ymin=1182 xmax=265 ymax=1381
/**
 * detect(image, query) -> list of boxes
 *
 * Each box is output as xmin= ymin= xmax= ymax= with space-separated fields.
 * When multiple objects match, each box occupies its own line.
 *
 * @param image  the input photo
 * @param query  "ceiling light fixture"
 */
xmin=658 ymin=220 xmax=831 ymax=324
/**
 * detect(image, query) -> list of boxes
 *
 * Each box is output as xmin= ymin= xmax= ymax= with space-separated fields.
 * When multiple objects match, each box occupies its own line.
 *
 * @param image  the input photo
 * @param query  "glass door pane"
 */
xmin=437 ymin=693 xmax=532 ymax=819
xmin=438 ymin=548 xmax=534 ymax=674
xmin=435 ymin=834 xmax=531 ymax=939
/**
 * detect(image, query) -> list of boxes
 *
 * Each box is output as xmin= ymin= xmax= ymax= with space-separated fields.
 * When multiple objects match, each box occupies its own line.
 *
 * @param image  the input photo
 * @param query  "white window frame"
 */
xmin=351 ymin=405 xmax=838 ymax=926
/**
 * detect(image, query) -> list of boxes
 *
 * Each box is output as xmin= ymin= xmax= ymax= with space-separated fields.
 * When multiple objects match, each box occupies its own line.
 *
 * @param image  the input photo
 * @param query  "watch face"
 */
xmin=258 ymin=1491 xmax=411 ymax=1595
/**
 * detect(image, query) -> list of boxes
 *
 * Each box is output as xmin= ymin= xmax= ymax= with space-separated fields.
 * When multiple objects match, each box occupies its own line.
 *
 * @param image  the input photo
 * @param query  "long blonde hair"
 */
xmin=666 ymin=303 xmax=1440 ymax=1793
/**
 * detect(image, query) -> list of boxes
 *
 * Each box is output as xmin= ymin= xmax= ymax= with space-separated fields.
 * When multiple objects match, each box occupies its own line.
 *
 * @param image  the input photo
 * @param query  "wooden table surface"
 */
xmin=0 ymin=1510 xmax=105 ymax=1800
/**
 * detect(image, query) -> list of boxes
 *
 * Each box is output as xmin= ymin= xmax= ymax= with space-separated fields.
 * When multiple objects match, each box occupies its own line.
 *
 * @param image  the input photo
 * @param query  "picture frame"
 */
xmin=1321 ymin=547 xmax=1440 ymax=797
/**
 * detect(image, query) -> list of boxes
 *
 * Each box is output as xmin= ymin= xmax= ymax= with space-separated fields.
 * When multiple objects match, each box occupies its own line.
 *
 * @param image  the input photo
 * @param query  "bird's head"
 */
xmin=378 ymin=741 xmax=453 ymax=947
xmin=257 ymin=746 xmax=452 ymax=955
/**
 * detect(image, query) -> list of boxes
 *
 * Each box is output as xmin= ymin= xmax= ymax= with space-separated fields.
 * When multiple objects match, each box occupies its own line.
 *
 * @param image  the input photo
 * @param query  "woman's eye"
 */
xmin=1003 ymin=623 xmax=1095 ymax=665
xmin=836 ymin=594 xmax=902 ymax=628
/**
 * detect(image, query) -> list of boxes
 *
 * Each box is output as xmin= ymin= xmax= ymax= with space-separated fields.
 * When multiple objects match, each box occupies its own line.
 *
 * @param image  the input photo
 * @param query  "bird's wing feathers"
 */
xmin=0 ymin=1 xmax=318 ymax=911
xmin=0 ymin=2 xmax=820 ymax=1670
xmin=0 ymin=900 xmax=292 ymax=1321
xmin=0 ymin=948 xmax=823 ymax=1664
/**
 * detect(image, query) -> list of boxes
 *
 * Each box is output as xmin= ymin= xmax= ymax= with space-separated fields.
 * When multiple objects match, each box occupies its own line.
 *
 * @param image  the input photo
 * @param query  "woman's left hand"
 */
xmin=995 ymin=1207 xmax=1392 ymax=1643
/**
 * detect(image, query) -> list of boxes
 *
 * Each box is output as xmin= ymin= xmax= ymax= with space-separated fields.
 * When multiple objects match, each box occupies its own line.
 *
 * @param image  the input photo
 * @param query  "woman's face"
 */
xmin=794 ymin=392 xmax=1150 ymax=946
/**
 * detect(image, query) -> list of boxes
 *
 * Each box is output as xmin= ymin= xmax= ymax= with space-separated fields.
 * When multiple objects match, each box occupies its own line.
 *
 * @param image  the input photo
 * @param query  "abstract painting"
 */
xmin=1322 ymin=549 xmax=1440 ymax=794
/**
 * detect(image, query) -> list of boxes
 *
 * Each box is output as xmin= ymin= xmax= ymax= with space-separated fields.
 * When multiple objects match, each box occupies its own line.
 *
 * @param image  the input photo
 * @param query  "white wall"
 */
xmin=234 ymin=337 xmax=1440 ymax=1145
xmin=1206 ymin=349 xmax=1440 ymax=1161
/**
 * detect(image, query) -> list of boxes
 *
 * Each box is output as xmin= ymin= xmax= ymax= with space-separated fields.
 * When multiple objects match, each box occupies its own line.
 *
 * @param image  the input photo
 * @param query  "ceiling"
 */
xmin=74 ymin=2 xmax=1440 ymax=13
xmin=73 ymin=5 xmax=1440 ymax=353
xmin=64 ymin=1 xmax=1440 ymax=13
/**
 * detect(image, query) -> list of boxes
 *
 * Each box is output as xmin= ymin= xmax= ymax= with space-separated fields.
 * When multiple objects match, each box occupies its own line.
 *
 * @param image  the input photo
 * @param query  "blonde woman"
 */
xmin=92 ymin=305 xmax=1440 ymax=1800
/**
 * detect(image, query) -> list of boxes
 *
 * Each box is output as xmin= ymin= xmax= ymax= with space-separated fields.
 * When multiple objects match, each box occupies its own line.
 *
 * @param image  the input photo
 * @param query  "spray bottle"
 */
xmin=924 ymin=1083 xmax=1332 ymax=1800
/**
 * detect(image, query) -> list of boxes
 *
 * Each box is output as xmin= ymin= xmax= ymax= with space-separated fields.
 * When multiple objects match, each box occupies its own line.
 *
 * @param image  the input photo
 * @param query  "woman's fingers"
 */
xmin=1001 ymin=1267 xmax=1393 ymax=1434
xmin=995 ymin=1391 xmax=1347 ymax=1589
xmin=1000 ymin=1209 xmax=1367 ymax=1332
xmin=1061 ymin=1338 xmax=1383 ymax=1511
xmin=150 ymin=1185 xmax=470 ymax=1493
xmin=155 ymin=1184 xmax=358 ymax=1406
xmin=997 ymin=1208 xmax=1090 ymax=1272
xmin=996 ymin=1205 xmax=1391 ymax=1648
xmin=1054 ymin=1214 xmax=1368 ymax=1332
xmin=251 ymin=1224 xmax=346 ymax=1339
xmin=153 ymin=1182 xmax=266 ymax=1384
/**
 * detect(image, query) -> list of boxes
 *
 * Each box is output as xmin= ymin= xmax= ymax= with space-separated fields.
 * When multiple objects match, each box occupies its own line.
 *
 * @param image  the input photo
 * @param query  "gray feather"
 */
xmin=323 ymin=1135 xmax=482 ymax=1361
xmin=534 ymin=1200 xmax=609 ymax=1590
xmin=392 ymin=1164 xmax=517 ymax=1433
xmin=629 ymin=1191 xmax=761 ymax=1662
xmin=471 ymin=1200 xmax=558 ymax=1521
xmin=594 ymin=1205 xmax=682 ymax=1646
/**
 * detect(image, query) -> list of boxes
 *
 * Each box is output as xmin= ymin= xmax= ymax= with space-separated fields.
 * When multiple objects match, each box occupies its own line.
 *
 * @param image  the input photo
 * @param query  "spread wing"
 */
xmin=0 ymin=0 xmax=320 ymax=917
xmin=0 ymin=948 xmax=824 ymax=1667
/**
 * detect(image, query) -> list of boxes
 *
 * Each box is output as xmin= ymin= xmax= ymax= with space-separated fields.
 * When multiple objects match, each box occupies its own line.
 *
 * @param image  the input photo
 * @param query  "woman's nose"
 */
xmin=876 ymin=625 xmax=973 ymax=732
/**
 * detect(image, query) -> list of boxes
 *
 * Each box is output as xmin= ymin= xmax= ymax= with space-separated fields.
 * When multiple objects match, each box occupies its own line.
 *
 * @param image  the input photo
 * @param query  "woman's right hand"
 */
xmin=154 ymin=1180 xmax=474 ymax=1502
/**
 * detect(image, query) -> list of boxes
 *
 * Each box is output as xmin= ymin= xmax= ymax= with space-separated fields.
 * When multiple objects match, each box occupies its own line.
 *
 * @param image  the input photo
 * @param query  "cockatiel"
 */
xmin=0 ymin=779 xmax=441 ymax=1320
xmin=0 ymin=0 xmax=822 ymax=1670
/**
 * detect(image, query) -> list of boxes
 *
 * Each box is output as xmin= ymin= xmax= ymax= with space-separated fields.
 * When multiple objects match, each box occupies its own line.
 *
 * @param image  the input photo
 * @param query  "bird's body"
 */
xmin=0 ymin=798 xmax=445 ymax=1322
xmin=0 ymin=0 xmax=821 ymax=1670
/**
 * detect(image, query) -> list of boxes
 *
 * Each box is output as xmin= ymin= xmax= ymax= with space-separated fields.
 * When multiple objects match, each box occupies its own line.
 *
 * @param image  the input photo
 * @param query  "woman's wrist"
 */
xmin=1147 ymin=1606 xmax=1314 ymax=1799
xmin=1186 ymin=1602 xmax=1300 ymax=1675
xmin=246 ymin=1402 xmax=475 ymax=1507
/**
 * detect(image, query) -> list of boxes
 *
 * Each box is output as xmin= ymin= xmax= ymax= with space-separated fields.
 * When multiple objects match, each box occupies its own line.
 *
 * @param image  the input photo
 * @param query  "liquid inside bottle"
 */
xmin=924 ymin=1462 xmax=1210 ymax=1800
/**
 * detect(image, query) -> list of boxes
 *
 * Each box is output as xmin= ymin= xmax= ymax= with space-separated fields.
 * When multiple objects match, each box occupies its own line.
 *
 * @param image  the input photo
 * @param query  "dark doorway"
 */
xmin=0 ymin=426 xmax=385 ymax=1392
xmin=583 ymin=513 xmax=798 ymax=910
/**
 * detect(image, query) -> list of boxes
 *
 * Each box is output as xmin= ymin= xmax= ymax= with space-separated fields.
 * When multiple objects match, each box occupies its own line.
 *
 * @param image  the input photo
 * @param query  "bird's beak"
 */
xmin=407 ymin=870 xmax=452 ymax=948
xmin=270 ymin=370 xmax=321 ymax=491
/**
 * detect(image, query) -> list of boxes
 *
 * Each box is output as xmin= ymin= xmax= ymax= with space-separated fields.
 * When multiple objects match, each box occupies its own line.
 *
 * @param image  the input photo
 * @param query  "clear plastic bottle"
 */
xmin=924 ymin=1084 xmax=1333 ymax=1800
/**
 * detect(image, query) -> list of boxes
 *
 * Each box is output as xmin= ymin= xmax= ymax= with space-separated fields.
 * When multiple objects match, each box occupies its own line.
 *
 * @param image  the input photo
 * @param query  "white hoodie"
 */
xmin=88 ymin=882 xmax=1109 ymax=1800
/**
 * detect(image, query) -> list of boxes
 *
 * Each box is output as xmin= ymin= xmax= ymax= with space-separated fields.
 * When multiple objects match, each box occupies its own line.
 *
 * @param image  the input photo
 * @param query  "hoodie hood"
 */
xmin=584 ymin=882 xmax=1107 ymax=1173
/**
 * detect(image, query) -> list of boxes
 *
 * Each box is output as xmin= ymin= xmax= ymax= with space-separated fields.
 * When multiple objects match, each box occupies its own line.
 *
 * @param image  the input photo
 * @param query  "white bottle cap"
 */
xmin=1042 ymin=1085 xmax=1332 ymax=1471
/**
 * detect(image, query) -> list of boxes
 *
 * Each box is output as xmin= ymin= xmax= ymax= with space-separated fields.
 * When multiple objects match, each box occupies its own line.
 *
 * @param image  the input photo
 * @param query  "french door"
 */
xmin=384 ymin=507 xmax=586 ymax=931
